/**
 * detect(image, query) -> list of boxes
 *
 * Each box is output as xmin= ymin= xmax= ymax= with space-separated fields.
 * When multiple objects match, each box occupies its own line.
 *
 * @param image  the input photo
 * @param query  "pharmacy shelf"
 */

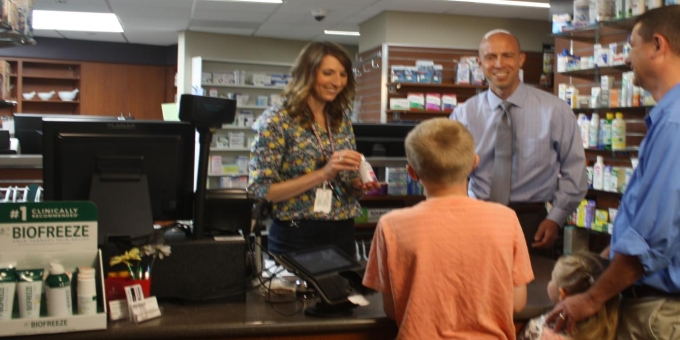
xmin=355 ymin=223 xmax=378 ymax=229
xmin=201 ymin=83 xmax=285 ymax=90
xmin=385 ymin=109 xmax=452 ymax=115
xmin=584 ymin=146 xmax=639 ymax=153
xmin=573 ymin=106 xmax=653 ymax=113
xmin=237 ymin=105 xmax=269 ymax=110
xmin=360 ymin=195 xmax=425 ymax=202
xmin=558 ymin=64 xmax=631 ymax=78
xmin=553 ymin=17 xmax=637 ymax=41
xmin=209 ymin=147 xmax=250 ymax=152
xmin=387 ymin=82 xmax=486 ymax=91
xmin=208 ymin=173 xmax=248 ymax=177
xmin=219 ymin=125 xmax=254 ymax=130
xmin=587 ymin=188 xmax=623 ymax=197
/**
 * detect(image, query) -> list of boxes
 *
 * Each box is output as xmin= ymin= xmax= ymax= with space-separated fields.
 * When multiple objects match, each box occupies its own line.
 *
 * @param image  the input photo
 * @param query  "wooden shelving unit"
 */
xmin=1 ymin=59 xmax=83 ymax=114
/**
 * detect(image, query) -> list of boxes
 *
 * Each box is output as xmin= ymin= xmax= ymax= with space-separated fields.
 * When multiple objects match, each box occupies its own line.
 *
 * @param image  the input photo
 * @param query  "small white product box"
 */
xmin=425 ymin=93 xmax=441 ymax=111
xmin=407 ymin=93 xmax=424 ymax=110
xmin=256 ymin=96 xmax=268 ymax=107
xmin=251 ymin=74 xmax=271 ymax=86
xmin=389 ymin=98 xmax=409 ymax=110
xmin=0 ymin=202 xmax=107 ymax=337
xmin=442 ymin=94 xmax=458 ymax=111
xmin=367 ymin=209 xmax=393 ymax=223
xmin=210 ymin=155 xmax=223 ymax=174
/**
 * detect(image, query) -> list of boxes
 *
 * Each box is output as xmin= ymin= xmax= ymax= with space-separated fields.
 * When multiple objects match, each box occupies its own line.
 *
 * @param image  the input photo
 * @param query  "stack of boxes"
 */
xmin=390 ymin=60 xmax=443 ymax=84
xmin=455 ymin=56 xmax=485 ymax=86
xmin=0 ymin=60 xmax=10 ymax=100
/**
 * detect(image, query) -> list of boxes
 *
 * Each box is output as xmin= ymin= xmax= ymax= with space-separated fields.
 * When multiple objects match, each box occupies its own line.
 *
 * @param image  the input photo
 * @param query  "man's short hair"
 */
xmin=480 ymin=29 xmax=522 ymax=51
xmin=635 ymin=5 xmax=680 ymax=56
xmin=405 ymin=118 xmax=475 ymax=184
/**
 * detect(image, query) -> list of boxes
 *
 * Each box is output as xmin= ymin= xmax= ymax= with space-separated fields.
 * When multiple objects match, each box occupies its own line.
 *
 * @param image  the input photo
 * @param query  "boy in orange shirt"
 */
xmin=363 ymin=118 xmax=534 ymax=339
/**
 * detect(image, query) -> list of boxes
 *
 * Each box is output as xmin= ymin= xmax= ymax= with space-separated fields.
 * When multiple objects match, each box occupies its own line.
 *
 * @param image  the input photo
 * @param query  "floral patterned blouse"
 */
xmin=248 ymin=104 xmax=362 ymax=221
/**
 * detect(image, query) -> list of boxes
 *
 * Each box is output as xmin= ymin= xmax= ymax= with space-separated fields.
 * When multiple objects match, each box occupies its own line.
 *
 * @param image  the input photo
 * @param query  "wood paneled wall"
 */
xmin=355 ymin=47 xmax=383 ymax=123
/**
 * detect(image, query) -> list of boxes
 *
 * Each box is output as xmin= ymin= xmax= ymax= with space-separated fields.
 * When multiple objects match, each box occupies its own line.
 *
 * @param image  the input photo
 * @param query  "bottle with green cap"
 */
xmin=603 ymin=113 xmax=614 ymax=151
xmin=45 ymin=262 xmax=72 ymax=317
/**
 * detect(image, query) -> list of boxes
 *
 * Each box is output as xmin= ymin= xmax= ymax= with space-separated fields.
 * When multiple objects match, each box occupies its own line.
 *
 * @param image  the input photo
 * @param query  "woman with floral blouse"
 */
xmin=248 ymin=42 xmax=379 ymax=257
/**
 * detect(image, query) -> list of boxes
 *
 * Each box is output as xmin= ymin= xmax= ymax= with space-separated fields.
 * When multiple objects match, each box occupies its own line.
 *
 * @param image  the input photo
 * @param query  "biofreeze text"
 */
xmin=12 ymin=225 xmax=89 ymax=239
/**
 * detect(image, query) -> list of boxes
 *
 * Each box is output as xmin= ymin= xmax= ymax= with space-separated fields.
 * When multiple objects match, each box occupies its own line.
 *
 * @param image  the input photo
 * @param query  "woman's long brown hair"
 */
xmin=281 ymin=41 xmax=356 ymax=131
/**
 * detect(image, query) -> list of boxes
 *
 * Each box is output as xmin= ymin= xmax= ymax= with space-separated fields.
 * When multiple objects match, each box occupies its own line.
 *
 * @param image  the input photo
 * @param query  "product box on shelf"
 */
xmin=407 ymin=93 xmax=424 ymax=110
xmin=13 ymin=0 xmax=33 ymax=37
xmin=389 ymin=98 xmax=409 ymax=110
xmin=425 ymin=93 xmax=441 ymax=111
xmin=367 ymin=209 xmax=393 ymax=223
xmin=251 ymin=74 xmax=271 ymax=86
xmin=0 ymin=202 xmax=107 ymax=337
xmin=442 ymin=94 xmax=457 ymax=110
xmin=0 ymin=60 xmax=10 ymax=100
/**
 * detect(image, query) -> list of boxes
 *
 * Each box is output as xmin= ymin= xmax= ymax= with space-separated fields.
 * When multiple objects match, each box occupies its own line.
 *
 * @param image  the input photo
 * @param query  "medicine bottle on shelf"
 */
xmin=612 ymin=112 xmax=627 ymax=150
xmin=593 ymin=156 xmax=605 ymax=190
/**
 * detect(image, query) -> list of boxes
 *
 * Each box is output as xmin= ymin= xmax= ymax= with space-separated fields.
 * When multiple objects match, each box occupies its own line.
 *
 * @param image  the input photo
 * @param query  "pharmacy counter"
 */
xmin=30 ymin=292 xmax=397 ymax=340
xmin=23 ymin=257 xmax=554 ymax=340
xmin=0 ymin=155 xmax=42 ymax=186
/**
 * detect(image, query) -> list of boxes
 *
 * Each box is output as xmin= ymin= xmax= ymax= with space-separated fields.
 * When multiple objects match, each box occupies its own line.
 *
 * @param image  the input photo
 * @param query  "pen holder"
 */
xmin=105 ymin=278 xmax=151 ymax=301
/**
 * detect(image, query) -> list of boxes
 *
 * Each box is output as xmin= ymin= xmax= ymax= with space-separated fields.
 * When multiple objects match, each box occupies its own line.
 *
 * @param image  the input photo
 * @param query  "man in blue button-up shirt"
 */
xmin=549 ymin=6 xmax=680 ymax=339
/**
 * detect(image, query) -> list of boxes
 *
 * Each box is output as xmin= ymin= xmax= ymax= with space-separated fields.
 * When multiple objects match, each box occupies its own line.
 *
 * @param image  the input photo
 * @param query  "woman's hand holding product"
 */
xmin=321 ymin=150 xmax=363 ymax=179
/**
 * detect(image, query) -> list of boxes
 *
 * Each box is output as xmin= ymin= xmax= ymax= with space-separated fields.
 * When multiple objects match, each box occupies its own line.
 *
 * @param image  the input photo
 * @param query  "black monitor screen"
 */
xmin=286 ymin=247 xmax=356 ymax=276
xmin=204 ymin=188 xmax=253 ymax=236
xmin=13 ymin=113 xmax=120 ymax=155
xmin=352 ymin=123 xmax=416 ymax=158
xmin=42 ymin=119 xmax=196 ymax=244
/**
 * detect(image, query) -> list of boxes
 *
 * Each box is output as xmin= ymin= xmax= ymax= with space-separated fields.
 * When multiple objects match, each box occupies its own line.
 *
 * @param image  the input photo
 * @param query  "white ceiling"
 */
xmin=32 ymin=0 xmax=550 ymax=46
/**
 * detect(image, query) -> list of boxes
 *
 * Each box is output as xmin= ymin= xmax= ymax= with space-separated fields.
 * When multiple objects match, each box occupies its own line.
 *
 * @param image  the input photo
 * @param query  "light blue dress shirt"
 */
xmin=451 ymin=83 xmax=587 ymax=225
xmin=610 ymin=83 xmax=680 ymax=293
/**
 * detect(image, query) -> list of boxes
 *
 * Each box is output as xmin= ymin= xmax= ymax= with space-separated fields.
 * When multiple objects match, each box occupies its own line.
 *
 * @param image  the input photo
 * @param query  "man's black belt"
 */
xmin=508 ymin=202 xmax=546 ymax=214
xmin=621 ymin=285 xmax=680 ymax=298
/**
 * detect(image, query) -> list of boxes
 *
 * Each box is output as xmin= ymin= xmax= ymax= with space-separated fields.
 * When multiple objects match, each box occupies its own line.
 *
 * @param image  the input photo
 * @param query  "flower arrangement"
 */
xmin=109 ymin=240 xmax=171 ymax=280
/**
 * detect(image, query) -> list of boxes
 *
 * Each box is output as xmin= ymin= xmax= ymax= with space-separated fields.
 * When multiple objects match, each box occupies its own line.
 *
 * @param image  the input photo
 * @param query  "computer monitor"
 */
xmin=42 ymin=119 xmax=196 ymax=245
xmin=352 ymin=123 xmax=417 ymax=158
xmin=13 ymin=113 xmax=120 ymax=155
xmin=203 ymin=188 xmax=254 ymax=236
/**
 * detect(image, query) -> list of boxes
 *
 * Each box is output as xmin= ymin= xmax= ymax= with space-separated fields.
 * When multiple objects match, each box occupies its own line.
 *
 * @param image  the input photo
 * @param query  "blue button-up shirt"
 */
xmin=451 ymin=83 xmax=587 ymax=225
xmin=610 ymin=83 xmax=680 ymax=293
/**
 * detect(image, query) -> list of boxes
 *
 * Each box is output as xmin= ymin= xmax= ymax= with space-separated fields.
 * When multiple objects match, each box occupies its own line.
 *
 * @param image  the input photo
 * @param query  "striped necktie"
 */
xmin=489 ymin=102 xmax=513 ymax=205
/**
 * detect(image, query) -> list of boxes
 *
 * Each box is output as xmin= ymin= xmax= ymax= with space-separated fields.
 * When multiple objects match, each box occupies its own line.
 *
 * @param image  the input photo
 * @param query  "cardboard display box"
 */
xmin=0 ymin=202 xmax=107 ymax=337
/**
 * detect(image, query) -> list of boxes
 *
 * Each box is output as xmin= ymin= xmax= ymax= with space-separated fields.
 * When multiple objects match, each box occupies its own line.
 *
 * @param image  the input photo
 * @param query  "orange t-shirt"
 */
xmin=363 ymin=196 xmax=534 ymax=340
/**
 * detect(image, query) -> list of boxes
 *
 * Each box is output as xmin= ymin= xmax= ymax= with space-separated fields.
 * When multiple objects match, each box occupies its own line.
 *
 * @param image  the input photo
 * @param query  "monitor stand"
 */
xmin=89 ymin=156 xmax=154 ymax=245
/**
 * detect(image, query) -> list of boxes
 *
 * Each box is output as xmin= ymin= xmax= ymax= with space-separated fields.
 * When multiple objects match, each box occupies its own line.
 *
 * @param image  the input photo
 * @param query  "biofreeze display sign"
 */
xmin=0 ymin=202 xmax=107 ymax=337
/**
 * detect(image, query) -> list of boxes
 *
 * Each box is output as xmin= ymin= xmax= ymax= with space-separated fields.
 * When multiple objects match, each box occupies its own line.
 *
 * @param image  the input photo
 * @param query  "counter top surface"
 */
xmin=31 ymin=291 xmax=395 ymax=340
xmin=0 ymin=154 xmax=42 ymax=168
xmin=19 ymin=257 xmax=555 ymax=340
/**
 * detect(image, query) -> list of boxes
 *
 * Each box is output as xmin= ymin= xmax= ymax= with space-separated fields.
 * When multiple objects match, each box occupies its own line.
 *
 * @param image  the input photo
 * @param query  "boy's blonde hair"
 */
xmin=553 ymin=253 xmax=619 ymax=340
xmin=404 ymin=118 xmax=475 ymax=184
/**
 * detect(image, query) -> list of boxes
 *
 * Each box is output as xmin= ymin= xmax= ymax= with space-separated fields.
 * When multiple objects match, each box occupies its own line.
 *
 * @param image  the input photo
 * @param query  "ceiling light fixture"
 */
xmin=204 ymin=0 xmax=283 ymax=3
xmin=33 ymin=10 xmax=124 ymax=32
xmin=445 ymin=0 xmax=550 ymax=8
xmin=324 ymin=30 xmax=360 ymax=36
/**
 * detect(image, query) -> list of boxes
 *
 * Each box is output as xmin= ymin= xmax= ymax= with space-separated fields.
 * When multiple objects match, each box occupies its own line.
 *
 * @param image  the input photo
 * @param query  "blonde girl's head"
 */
xmin=548 ymin=252 xmax=619 ymax=340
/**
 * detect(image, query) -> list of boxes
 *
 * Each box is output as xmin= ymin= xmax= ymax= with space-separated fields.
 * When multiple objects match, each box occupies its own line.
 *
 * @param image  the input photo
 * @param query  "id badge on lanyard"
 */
xmin=311 ymin=118 xmax=335 ymax=214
